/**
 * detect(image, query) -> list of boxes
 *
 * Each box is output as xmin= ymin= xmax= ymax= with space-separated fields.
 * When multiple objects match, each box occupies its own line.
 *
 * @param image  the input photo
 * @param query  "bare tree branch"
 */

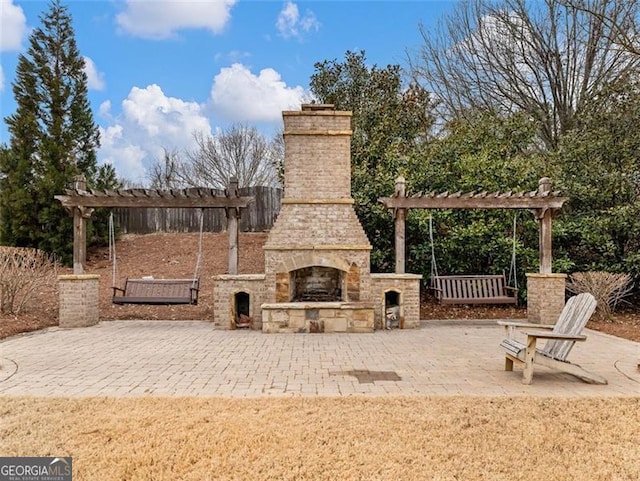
xmin=561 ymin=0 xmax=640 ymax=55
xmin=147 ymin=148 xmax=185 ymax=189
xmin=147 ymin=125 xmax=282 ymax=189
xmin=410 ymin=0 xmax=640 ymax=150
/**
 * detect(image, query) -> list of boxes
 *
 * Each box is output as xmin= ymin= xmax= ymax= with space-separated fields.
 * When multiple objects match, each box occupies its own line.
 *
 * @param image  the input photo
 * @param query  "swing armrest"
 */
xmin=504 ymin=286 xmax=519 ymax=294
xmin=112 ymin=286 xmax=125 ymax=296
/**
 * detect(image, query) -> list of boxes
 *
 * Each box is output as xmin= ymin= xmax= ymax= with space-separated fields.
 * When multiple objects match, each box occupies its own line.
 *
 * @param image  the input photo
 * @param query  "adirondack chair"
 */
xmin=498 ymin=293 xmax=607 ymax=385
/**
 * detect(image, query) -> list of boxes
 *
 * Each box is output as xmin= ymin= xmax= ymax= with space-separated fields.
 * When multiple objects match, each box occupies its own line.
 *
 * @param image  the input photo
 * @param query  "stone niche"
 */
xmin=370 ymin=273 xmax=422 ymax=330
xmin=212 ymin=274 xmax=266 ymax=330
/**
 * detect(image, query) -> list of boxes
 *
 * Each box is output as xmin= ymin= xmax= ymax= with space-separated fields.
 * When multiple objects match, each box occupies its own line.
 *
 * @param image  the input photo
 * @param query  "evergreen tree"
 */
xmin=1 ymin=0 xmax=111 ymax=263
xmin=310 ymin=50 xmax=435 ymax=271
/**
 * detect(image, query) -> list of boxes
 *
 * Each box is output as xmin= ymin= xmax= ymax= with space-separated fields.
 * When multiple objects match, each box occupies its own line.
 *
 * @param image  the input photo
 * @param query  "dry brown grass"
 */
xmin=1 ymin=396 xmax=639 ymax=480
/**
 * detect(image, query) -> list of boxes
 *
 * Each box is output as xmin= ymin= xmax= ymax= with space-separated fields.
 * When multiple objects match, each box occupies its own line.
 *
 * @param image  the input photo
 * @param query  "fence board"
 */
xmin=114 ymin=186 xmax=282 ymax=234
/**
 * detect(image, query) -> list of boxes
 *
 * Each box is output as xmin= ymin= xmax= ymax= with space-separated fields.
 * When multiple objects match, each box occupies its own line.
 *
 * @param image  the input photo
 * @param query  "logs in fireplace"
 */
xmin=292 ymin=288 xmax=343 ymax=302
xmin=290 ymin=266 xmax=345 ymax=302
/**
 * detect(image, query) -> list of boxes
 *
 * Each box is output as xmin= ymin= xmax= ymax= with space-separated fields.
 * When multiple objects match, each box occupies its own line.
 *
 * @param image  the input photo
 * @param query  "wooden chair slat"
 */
xmin=545 ymin=293 xmax=597 ymax=360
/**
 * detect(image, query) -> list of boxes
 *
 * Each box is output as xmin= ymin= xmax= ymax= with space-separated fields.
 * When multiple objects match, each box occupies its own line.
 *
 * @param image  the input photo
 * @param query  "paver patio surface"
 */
xmin=0 ymin=320 xmax=638 ymax=397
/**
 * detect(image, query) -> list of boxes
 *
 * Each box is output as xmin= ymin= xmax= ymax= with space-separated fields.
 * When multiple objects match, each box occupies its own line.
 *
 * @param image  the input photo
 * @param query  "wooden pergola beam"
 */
xmin=55 ymin=193 xmax=254 ymax=209
xmin=379 ymin=177 xmax=567 ymax=275
xmin=56 ymin=178 xmax=254 ymax=275
xmin=379 ymin=194 xmax=567 ymax=210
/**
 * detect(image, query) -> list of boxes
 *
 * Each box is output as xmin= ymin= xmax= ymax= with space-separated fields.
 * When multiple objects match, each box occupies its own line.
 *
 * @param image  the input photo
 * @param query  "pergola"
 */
xmin=55 ymin=176 xmax=254 ymax=275
xmin=378 ymin=177 xmax=568 ymax=275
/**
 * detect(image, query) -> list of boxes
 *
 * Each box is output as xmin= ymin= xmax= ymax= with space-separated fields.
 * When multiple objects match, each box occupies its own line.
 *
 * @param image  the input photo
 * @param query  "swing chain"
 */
xmin=507 ymin=212 xmax=518 ymax=289
xmin=429 ymin=213 xmax=439 ymax=289
xmin=109 ymin=212 xmax=118 ymax=288
xmin=192 ymin=208 xmax=205 ymax=288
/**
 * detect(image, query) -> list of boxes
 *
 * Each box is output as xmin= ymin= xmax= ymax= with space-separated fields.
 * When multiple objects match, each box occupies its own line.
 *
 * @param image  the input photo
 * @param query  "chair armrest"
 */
xmin=112 ymin=286 xmax=125 ymax=295
xmin=498 ymin=320 xmax=554 ymax=338
xmin=522 ymin=330 xmax=587 ymax=342
xmin=497 ymin=320 xmax=554 ymax=329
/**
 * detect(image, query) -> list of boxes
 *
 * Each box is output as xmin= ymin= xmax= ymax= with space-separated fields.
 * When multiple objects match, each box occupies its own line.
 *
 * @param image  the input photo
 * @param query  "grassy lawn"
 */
xmin=1 ymin=396 xmax=639 ymax=480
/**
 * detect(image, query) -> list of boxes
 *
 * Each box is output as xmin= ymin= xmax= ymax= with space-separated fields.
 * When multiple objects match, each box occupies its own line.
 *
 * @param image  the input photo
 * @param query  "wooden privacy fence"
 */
xmin=113 ymin=186 xmax=282 ymax=234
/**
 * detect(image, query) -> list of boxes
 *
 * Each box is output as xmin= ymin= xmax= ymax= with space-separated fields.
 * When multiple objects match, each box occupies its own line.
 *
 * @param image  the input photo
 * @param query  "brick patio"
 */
xmin=0 ymin=320 xmax=638 ymax=397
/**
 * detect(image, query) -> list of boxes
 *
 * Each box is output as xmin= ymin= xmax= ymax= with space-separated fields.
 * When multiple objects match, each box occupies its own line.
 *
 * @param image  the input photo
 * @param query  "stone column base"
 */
xmin=58 ymin=274 xmax=100 ymax=328
xmin=526 ymin=273 xmax=567 ymax=325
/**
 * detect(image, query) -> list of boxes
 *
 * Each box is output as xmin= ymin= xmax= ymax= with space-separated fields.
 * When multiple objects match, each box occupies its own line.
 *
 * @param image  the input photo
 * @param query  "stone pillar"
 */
xmin=526 ymin=273 xmax=566 ymax=324
xmin=58 ymin=274 xmax=100 ymax=328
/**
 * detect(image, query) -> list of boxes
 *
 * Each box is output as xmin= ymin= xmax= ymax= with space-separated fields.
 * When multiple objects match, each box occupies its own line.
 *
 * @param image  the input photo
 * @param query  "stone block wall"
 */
xmin=212 ymin=274 xmax=266 ymax=329
xmin=282 ymin=109 xmax=352 ymax=199
xmin=262 ymin=302 xmax=375 ymax=333
xmin=370 ymin=274 xmax=422 ymax=329
xmin=526 ymin=273 xmax=567 ymax=324
xmin=264 ymin=202 xmax=371 ymax=249
xmin=58 ymin=274 xmax=99 ymax=328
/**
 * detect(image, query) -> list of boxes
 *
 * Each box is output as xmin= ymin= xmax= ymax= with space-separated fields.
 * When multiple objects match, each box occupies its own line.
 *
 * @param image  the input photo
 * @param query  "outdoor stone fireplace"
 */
xmin=290 ymin=266 xmax=344 ymax=302
xmin=212 ymin=103 xmax=421 ymax=332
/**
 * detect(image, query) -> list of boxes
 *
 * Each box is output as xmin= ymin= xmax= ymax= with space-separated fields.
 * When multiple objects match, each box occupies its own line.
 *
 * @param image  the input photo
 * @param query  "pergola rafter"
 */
xmin=56 ymin=187 xmax=254 ymax=209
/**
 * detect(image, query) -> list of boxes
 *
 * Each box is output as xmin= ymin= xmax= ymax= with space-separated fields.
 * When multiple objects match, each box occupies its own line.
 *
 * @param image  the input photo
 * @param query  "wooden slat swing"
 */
xmin=109 ymin=210 xmax=204 ymax=305
xmin=428 ymin=213 xmax=519 ymax=305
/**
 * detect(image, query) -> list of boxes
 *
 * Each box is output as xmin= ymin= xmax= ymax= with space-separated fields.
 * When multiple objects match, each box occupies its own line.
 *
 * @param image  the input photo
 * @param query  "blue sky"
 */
xmin=0 ymin=0 xmax=455 ymax=184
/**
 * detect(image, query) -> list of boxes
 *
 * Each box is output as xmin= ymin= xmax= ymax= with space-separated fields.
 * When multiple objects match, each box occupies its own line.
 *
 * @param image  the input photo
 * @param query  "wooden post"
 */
xmin=227 ymin=177 xmax=239 ymax=275
xmin=73 ymin=175 xmax=87 ymax=274
xmin=522 ymin=335 xmax=537 ymax=384
xmin=394 ymin=176 xmax=406 ymax=274
xmin=538 ymin=177 xmax=552 ymax=274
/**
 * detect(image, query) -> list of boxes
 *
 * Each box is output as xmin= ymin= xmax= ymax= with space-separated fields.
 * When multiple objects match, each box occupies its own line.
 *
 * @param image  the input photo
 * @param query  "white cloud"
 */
xmin=98 ymin=84 xmax=212 ymax=183
xmin=210 ymin=63 xmax=309 ymax=122
xmin=116 ymin=0 xmax=236 ymax=40
xmin=99 ymin=124 xmax=148 ymax=182
xmin=99 ymin=100 xmax=112 ymax=120
xmin=0 ymin=0 xmax=28 ymax=51
xmin=83 ymin=56 xmax=105 ymax=91
xmin=276 ymin=1 xmax=320 ymax=40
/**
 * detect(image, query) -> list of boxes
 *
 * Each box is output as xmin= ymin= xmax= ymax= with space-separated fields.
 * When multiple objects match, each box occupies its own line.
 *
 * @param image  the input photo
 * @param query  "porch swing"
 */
xmin=428 ymin=212 xmax=519 ymax=305
xmin=109 ymin=210 xmax=203 ymax=305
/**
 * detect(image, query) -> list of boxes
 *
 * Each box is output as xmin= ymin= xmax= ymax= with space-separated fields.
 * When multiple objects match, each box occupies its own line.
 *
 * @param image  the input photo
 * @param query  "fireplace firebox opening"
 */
xmin=290 ymin=266 xmax=345 ymax=302
xmin=384 ymin=290 xmax=402 ymax=329
xmin=234 ymin=291 xmax=251 ymax=328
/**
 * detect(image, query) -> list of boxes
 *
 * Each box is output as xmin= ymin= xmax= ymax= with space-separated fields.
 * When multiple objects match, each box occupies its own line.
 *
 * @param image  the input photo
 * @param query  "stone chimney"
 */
xmin=263 ymin=104 xmax=372 ymax=305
